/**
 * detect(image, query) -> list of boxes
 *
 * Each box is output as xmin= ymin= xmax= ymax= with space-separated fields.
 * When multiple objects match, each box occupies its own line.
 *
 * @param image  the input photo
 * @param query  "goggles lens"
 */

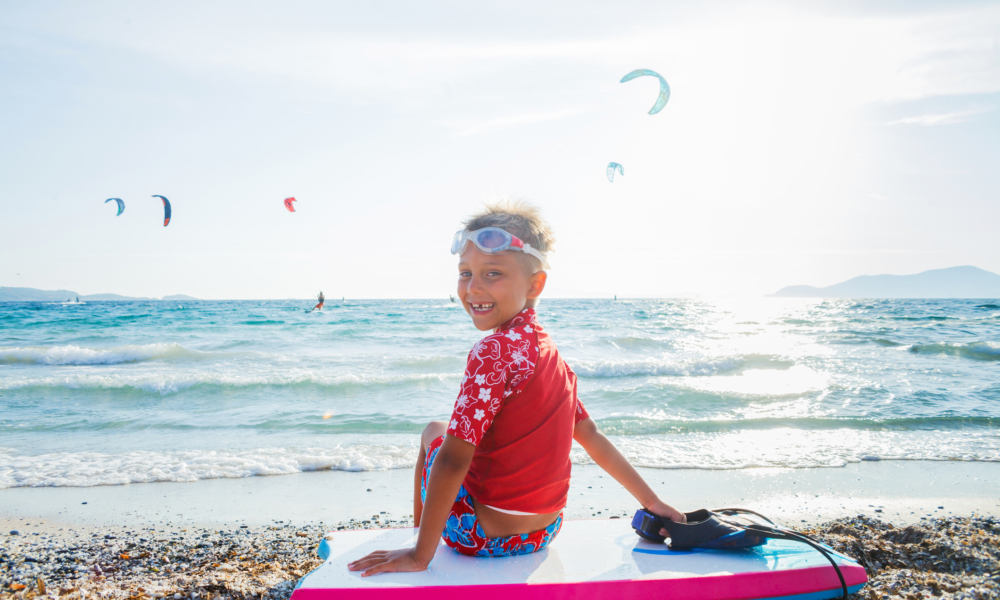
xmin=472 ymin=228 xmax=510 ymax=252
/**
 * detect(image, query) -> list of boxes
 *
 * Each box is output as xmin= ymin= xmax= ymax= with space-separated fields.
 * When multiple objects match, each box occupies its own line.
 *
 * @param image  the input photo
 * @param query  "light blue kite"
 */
xmin=105 ymin=197 xmax=125 ymax=216
xmin=607 ymin=162 xmax=624 ymax=182
xmin=620 ymin=69 xmax=670 ymax=115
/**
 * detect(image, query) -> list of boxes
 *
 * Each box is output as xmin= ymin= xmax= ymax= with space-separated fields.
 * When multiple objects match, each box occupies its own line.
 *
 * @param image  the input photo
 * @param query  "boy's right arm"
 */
xmin=573 ymin=418 xmax=686 ymax=526
xmin=349 ymin=434 xmax=475 ymax=576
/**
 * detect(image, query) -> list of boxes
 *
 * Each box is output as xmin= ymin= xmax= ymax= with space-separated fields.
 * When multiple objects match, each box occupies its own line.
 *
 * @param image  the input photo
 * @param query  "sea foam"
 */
xmin=0 ymin=343 xmax=198 ymax=365
xmin=570 ymin=356 xmax=741 ymax=378
xmin=3 ymin=426 xmax=999 ymax=488
xmin=0 ymin=444 xmax=419 ymax=488
xmin=0 ymin=370 xmax=461 ymax=395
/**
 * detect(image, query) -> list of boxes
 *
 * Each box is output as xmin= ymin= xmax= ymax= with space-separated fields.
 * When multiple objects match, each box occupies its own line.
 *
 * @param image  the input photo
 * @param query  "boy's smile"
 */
xmin=469 ymin=302 xmax=496 ymax=316
xmin=457 ymin=244 xmax=546 ymax=331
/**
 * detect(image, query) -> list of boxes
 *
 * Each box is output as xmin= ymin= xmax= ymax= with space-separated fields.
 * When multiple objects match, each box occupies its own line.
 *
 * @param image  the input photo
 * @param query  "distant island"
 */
xmin=770 ymin=266 xmax=1000 ymax=299
xmin=0 ymin=287 xmax=199 ymax=302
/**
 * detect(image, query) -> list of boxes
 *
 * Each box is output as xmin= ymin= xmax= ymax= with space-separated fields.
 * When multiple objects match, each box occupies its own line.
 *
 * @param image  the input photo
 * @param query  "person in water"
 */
xmin=349 ymin=200 xmax=685 ymax=576
xmin=313 ymin=291 xmax=324 ymax=311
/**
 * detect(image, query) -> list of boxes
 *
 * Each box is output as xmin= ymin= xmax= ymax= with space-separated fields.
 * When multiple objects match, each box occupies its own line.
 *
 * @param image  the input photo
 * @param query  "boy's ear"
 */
xmin=527 ymin=270 xmax=547 ymax=300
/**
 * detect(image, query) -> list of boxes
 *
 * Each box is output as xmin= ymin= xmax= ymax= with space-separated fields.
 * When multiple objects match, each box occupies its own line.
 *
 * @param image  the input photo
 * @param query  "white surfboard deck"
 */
xmin=292 ymin=519 xmax=867 ymax=600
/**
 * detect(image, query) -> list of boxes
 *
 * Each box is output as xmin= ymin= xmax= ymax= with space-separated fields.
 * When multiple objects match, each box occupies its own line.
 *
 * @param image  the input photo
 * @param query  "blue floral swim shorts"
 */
xmin=422 ymin=436 xmax=563 ymax=557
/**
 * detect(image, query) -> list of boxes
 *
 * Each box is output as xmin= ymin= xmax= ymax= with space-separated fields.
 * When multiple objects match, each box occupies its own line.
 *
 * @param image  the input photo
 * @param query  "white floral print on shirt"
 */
xmin=448 ymin=308 xmax=540 ymax=446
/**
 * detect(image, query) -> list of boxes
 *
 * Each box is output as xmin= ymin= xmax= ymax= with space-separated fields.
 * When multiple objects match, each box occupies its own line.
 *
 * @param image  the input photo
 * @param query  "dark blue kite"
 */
xmin=152 ymin=195 xmax=171 ymax=227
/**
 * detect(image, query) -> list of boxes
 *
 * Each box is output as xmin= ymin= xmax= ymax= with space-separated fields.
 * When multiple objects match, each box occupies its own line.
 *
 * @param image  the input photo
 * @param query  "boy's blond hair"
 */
xmin=463 ymin=199 xmax=554 ymax=272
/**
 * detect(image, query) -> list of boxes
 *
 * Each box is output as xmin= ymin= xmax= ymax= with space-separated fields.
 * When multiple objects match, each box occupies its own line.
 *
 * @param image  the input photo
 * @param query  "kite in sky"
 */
xmin=620 ymin=69 xmax=670 ymax=115
xmin=284 ymin=197 xmax=297 ymax=212
xmin=105 ymin=198 xmax=125 ymax=216
xmin=607 ymin=162 xmax=624 ymax=182
xmin=152 ymin=195 xmax=171 ymax=227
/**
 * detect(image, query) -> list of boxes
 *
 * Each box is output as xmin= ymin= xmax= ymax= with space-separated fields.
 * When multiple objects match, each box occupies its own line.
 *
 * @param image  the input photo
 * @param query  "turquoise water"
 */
xmin=1 ymin=298 xmax=998 ymax=488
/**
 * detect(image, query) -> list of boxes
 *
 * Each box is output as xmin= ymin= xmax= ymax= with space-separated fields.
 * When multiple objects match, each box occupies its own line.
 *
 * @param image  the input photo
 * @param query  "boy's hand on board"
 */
xmin=647 ymin=498 xmax=686 ymax=536
xmin=347 ymin=548 xmax=429 ymax=577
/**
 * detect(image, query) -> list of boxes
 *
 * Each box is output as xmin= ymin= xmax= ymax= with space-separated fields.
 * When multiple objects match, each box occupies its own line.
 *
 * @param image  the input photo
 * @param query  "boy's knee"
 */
xmin=422 ymin=421 xmax=447 ymax=450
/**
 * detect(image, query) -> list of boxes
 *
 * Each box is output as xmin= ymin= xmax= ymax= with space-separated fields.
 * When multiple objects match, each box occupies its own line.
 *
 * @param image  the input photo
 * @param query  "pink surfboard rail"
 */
xmin=293 ymin=563 xmax=867 ymax=600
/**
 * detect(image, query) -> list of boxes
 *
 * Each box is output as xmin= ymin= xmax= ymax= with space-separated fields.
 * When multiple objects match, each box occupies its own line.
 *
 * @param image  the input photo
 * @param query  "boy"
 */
xmin=349 ymin=201 xmax=684 ymax=576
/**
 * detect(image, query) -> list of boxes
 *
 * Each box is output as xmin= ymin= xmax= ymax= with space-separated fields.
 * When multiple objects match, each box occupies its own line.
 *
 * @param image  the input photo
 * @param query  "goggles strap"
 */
xmin=520 ymin=244 xmax=546 ymax=265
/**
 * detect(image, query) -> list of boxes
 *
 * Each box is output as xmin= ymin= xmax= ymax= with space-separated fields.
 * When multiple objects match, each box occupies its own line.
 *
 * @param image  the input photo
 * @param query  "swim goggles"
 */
xmin=451 ymin=227 xmax=547 ymax=264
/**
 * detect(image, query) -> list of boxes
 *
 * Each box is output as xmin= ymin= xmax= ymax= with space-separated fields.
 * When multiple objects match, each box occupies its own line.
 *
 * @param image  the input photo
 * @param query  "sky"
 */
xmin=1 ymin=0 xmax=998 ymax=299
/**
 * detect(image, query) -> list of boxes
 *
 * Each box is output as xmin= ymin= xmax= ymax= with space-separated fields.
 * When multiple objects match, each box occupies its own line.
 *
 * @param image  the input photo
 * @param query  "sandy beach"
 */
xmin=2 ymin=513 xmax=999 ymax=600
xmin=4 ymin=461 xmax=1000 ymax=599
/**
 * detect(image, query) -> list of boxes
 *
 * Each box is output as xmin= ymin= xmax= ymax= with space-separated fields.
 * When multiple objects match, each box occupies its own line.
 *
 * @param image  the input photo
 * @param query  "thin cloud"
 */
xmin=886 ymin=109 xmax=991 ymax=126
xmin=446 ymin=108 xmax=590 ymax=136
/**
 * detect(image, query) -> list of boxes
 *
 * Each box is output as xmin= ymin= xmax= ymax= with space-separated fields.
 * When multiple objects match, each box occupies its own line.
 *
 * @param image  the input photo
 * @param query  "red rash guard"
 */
xmin=447 ymin=308 xmax=589 ymax=514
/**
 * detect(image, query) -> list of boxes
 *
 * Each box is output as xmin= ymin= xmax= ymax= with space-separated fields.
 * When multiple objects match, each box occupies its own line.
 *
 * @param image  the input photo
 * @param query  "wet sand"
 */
xmin=2 ymin=461 xmax=997 ymax=532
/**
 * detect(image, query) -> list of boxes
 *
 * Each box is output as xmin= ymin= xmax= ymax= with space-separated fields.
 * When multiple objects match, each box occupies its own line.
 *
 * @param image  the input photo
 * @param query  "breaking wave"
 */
xmin=3 ymin=425 xmax=999 ymax=487
xmin=0 ymin=343 xmax=201 ymax=365
xmin=0 ymin=371 xmax=461 ymax=395
xmin=0 ymin=444 xmax=418 ymax=488
xmin=570 ymin=356 xmax=741 ymax=378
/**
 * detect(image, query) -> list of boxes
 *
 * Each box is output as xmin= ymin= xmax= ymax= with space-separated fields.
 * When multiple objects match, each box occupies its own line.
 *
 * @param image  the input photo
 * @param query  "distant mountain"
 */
xmin=0 ymin=287 xmax=198 ymax=302
xmin=0 ymin=287 xmax=80 ymax=302
xmin=770 ymin=266 xmax=1000 ymax=298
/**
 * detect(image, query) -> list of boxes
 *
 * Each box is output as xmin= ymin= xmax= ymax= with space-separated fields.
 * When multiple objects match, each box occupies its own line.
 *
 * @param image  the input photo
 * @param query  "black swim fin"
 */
xmin=631 ymin=508 xmax=766 ymax=549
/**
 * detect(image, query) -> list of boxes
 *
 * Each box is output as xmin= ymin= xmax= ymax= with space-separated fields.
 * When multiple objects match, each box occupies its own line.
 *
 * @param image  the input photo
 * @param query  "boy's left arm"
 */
xmin=348 ymin=435 xmax=475 ymax=576
xmin=574 ymin=417 xmax=686 ymax=529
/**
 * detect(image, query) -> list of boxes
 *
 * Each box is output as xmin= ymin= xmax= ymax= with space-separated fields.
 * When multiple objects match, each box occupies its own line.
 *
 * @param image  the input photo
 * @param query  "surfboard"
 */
xmin=292 ymin=518 xmax=867 ymax=600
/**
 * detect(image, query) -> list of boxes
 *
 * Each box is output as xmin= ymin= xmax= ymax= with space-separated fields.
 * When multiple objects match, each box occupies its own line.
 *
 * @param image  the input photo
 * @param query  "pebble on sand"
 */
xmin=1 ymin=514 xmax=996 ymax=600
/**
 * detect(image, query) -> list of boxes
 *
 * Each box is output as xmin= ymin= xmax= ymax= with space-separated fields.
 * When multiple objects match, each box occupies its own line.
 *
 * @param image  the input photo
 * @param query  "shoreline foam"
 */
xmin=4 ymin=436 xmax=1000 ymax=489
xmin=2 ymin=462 xmax=997 ymax=532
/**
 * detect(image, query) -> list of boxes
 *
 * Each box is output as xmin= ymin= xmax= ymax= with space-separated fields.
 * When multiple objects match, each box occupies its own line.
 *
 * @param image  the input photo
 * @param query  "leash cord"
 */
xmin=713 ymin=508 xmax=849 ymax=600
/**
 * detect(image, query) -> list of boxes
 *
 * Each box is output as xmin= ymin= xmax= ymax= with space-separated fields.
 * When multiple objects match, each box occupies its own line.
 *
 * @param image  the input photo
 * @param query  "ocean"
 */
xmin=1 ymin=298 xmax=998 ymax=489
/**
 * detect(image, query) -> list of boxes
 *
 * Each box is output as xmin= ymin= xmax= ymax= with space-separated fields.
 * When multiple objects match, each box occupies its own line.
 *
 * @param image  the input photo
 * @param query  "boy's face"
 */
xmin=457 ymin=245 xmax=546 ymax=331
